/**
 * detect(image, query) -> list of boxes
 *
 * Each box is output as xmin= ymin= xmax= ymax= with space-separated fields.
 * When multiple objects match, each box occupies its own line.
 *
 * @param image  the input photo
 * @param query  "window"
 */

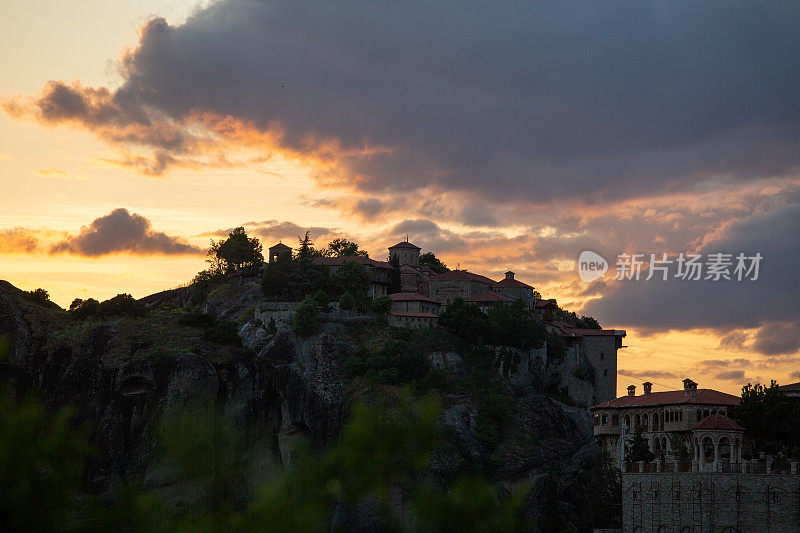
xmin=680 ymin=411 xmax=683 ymax=421
xmin=612 ymin=414 xmax=619 ymax=426
xmin=604 ymin=369 xmax=608 ymax=377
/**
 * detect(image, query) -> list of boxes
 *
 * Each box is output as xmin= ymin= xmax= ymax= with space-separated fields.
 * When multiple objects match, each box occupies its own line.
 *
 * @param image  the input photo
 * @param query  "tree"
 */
xmin=210 ymin=227 xmax=263 ymax=274
xmin=339 ymin=291 xmax=356 ymax=311
xmin=732 ymin=380 xmax=799 ymax=455
xmin=296 ymin=231 xmax=318 ymax=259
xmin=387 ymin=254 xmax=402 ymax=294
xmin=370 ymin=295 xmax=393 ymax=314
xmin=313 ymin=289 xmax=331 ymax=312
xmin=324 ymin=238 xmax=367 ymax=257
xmin=625 ymin=429 xmax=654 ymax=463
xmin=419 ymin=252 xmax=449 ymax=274
xmin=293 ymin=296 xmax=319 ymax=336
xmin=334 ymin=260 xmax=371 ymax=298
xmin=23 ymin=288 xmax=52 ymax=307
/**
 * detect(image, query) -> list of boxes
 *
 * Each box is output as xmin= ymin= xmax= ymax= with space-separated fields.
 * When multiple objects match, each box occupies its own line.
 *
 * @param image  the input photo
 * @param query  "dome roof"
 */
xmin=691 ymin=414 xmax=744 ymax=432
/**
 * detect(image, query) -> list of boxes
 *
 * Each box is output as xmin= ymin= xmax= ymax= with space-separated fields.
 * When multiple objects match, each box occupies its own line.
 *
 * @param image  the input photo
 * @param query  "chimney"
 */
xmin=627 ymin=385 xmax=636 ymax=396
xmin=683 ymin=378 xmax=698 ymax=396
xmin=643 ymin=382 xmax=652 ymax=396
xmin=505 ymin=271 xmax=515 ymax=280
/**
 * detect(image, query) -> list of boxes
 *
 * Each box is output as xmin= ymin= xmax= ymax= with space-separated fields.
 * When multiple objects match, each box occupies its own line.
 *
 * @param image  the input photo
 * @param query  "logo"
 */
xmin=578 ymin=250 xmax=608 ymax=282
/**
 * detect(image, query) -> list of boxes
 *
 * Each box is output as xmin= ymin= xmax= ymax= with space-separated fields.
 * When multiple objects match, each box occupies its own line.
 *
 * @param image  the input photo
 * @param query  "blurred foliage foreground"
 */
xmin=0 ymin=381 xmax=527 ymax=532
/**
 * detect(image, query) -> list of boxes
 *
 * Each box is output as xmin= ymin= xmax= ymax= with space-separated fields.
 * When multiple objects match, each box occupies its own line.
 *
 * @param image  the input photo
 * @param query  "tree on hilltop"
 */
xmin=324 ymin=238 xmax=367 ymax=257
xmin=419 ymin=252 xmax=449 ymax=274
xmin=209 ymin=227 xmax=263 ymax=274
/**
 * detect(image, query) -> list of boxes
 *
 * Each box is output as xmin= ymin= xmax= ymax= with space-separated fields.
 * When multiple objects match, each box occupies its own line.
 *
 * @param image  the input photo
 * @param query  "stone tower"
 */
xmin=388 ymin=239 xmax=421 ymax=267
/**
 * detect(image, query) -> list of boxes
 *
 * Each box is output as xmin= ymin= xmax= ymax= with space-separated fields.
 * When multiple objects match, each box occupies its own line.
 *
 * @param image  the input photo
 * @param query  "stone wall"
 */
xmin=622 ymin=471 xmax=800 ymax=532
xmin=574 ymin=335 xmax=618 ymax=404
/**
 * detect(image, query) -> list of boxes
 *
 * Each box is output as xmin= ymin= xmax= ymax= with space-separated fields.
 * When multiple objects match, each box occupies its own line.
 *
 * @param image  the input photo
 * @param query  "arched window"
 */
xmin=719 ymin=437 xmax=731 ymax=460
xmin=625 ymin=414 xmax=631 ymax=428
xmin=652 ymin=412 xmax=659 ymax=431
xmin=702 ymin=436 xmax=715 ymax=463
xmin=643 ymin=413 xmax=649 ymax=427
xmin=602 ymin=414 xmax=608 ymax=425
xmin=635 ymin=414 xmax=641 ymax=428
xmin=711 ymin=409 xmax=717 ymax=416
xmin=680 ymin=410 xmax=683 ymax=421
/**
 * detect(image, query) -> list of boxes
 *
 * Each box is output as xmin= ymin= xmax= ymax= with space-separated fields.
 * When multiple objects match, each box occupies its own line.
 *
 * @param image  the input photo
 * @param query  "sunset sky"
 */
xmin=1 ymin=0 xmax=798 ymax=396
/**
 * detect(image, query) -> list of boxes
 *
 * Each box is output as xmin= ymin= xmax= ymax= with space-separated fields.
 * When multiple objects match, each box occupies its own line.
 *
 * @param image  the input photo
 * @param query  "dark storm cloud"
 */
xmin=583 ymin=201 xmax=800 ymax=355
xmin=388 ymin=219 xmax=468 ymax=253
xmin=51 ymin=208 xmax=201 ymax=256
xmin=752 ymin=322 xmax=800 ymax=357
xmin=5 ymin=1 xmax=799 ymax=201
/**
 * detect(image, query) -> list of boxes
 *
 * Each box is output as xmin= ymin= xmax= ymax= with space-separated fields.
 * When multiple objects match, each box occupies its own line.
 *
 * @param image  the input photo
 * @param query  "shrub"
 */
xmin=369 ymin=295 xmax=393 ymax=314
xmin=69 ymin=294 xmax=148 ymax=319
xmin=339 ymin=291 xmax=356 ymax=311
xmin=343 ymin=341 xmax=430 ymax=385
xmin=178 ymin=309 xmax=241 ymax=346
xmin=293 ymin=296 xmax=319 ymax=337
xmin=22 ymin=288 xmax=52 ymax=307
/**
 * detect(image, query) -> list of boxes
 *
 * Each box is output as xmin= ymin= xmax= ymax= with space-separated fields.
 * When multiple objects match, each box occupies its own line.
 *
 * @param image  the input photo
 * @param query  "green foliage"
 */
xmin=190 ymin=268 xmax=226 ymax=304
xmin=575 ymin=449 xmax=621 ymax=531
xmin=209 ymin=226 xmax=264 ymax=274
xmin=439 ymin=297 xmax=545 ymax=350
xmin=370 ymin=295 xmax=393 ymax=314
xmin=343 ymin=341 xmax=431 ymax=384
xmin=323 ymin=238 xmax=368 ymax=257
xmin=69 ymin=293 xmax=148 ymax=319
xmin=179 ymin=309 xmax=242 ymax=346
xmin=0 ymin=388 xmax=90 ymax=531
xmin=388 ymin=254 xmax=402 ymax=293
xmin=473 ymin=384 xmax=515 ymax=449
xmin=334 ymin=259 xmax=371 ymax=302
xmin=552 ymin=307 xmax=602 ymax=329
xmin=22 ymin=288 xmax=54 ymax=307
xmin=292 ymin=296 xmax=319 ymax=337
xmin=545 ymin=331 xmax=566 ymax=362
xmin=295 ymin=231 xmax=320 ymax=259
xmin=339 ymin=291 xmax=356 ymax=311
xmin=261 ymin=251 xmax=332 ymax=302
xmin=625 ymin=429 xmax=655 ymax=463
xmin=413 ymin=476 xmax=525 ymax=532
xmin=418 ymin=252 xmax=450 ymax=274
xmin=538 ymin=473 xmax=564 ymax=533
xmin=732 ymin=380 xmax=800 ymax=456
xmin=312 ymin=289 xmax=331 ymax=312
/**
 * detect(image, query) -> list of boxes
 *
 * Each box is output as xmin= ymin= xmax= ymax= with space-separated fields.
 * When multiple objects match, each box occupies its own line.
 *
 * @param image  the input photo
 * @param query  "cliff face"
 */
xmin=0 ymin=280 xmax=606 ymax=527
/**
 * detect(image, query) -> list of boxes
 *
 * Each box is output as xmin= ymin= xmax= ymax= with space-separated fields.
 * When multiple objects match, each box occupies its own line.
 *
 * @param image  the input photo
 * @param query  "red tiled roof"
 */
xmin=432 ymin=270 xmax=497 ymax=285
xmin=389 ymin=292 xmax=440 ymax=303
xmin=495 ymin=277 xmax=533 ymax=289
xmin=591 ymin=389 xmax=740 ymax=410
xmin=778 ymin=382 xmax=800 ymax=392
xmin=388 ymin=241 xmax=421 ymax=250
xmin=312 ymin=256 xmax=393 ymax=269
xmin=466 ymin=291 xmax=515 ymax=303
xmin=691 ymin=414 xmax=744 ymax=432
xmin=534 ymin=299 xmax=558 ymax=308
xmin=389 ymin=311 xmax=438 ymax=318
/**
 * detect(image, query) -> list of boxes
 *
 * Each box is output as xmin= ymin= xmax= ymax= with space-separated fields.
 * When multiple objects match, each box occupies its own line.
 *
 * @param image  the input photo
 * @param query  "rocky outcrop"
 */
xmin=0 ymin=279 xmax=603 ymax=527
